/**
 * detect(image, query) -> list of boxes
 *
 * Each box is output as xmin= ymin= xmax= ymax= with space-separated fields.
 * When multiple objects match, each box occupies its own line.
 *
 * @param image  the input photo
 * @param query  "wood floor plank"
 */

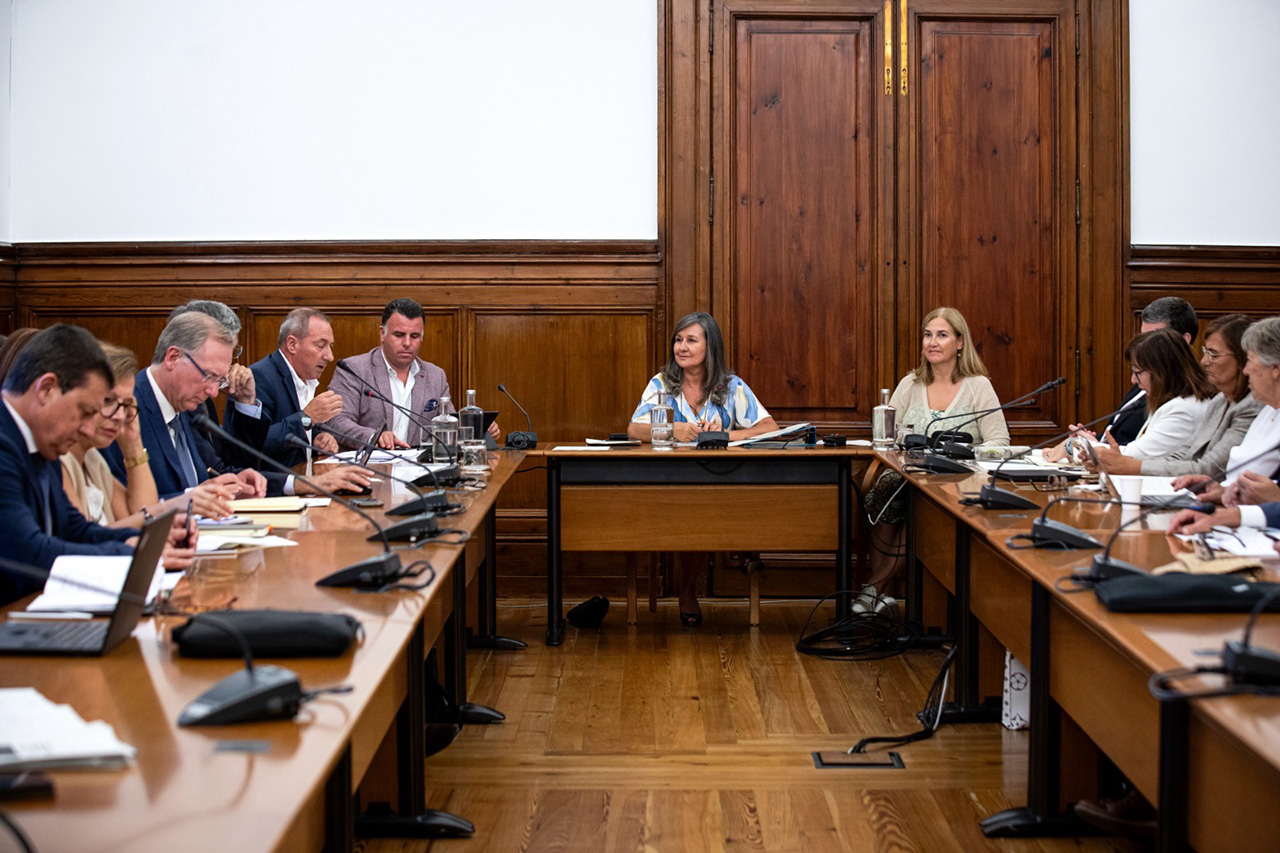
xmin=374 ymin=601 xmax=1148 ymax=852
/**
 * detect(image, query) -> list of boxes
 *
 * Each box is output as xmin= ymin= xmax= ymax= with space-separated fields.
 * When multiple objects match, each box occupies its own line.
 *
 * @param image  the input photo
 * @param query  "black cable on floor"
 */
xmin=848 ymin=644 xmax=960 ymax=753
xmin=795 ymin=590 xmax=922 ymax=660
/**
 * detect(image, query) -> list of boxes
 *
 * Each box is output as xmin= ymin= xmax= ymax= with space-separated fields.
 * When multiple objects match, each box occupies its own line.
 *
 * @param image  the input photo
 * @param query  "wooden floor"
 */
xmin=363 ymin=600 xmax=1138 ymax=852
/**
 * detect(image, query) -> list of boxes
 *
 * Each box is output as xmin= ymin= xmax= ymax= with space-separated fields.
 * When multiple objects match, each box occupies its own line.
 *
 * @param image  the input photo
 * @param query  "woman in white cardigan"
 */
xmin=862 ymin=307 xmax=1008 ymax=603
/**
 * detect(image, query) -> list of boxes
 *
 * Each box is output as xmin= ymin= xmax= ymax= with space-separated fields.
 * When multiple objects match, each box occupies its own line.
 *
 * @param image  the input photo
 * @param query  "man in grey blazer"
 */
xmin=327 ymin=298 xmax=498 ymax=450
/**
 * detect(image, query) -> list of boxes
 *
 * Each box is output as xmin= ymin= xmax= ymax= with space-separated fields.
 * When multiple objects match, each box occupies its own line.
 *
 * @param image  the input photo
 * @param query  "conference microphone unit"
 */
xmin=190 ymin=413 xmax=421 ymax=591
xmin=284 ymin=433 xmax=457 ymax=517
xmin=905 ymin=453 xmax=974 ymax=475
xmin=497 ymin=383 xmax=538 ymax=449
xmin=972 ymin=388 xmax=1148 ymax=510
xmin=904 ymin=376 xmax=1065 ymax=455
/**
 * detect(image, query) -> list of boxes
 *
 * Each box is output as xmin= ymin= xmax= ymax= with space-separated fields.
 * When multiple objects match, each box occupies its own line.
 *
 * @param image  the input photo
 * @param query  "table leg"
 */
xmin=468 ymin=504 xmax=527 ymax=651
xmin=836 ymin=459 xmax=852 ymax=617
xmin=933 ymin=523 xmax=999 ymax=724
xmin=324 ymin=745 xmax=353 ymax=852
xmin=547 ymin=458 xmax=566 ymax=645
xmin=1157 ymin=699 xmax=1190 ymax=852
xmin=981 ymin=585 xmax=1094 ymax=837
xmin=447 ymin=550 xmax=505 ymax=726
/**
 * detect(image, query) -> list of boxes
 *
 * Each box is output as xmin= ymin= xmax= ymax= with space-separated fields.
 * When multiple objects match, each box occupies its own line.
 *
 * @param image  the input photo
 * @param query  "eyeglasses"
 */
xmin=100 ymin=398 xmax=139 ymax=423
xmin=1202 ymin=347 xmax=1230 ymax=363
xmin=181 ymin=350 xmax=230 ymax=390
xmin=1130 ymin=366 xmax=1149 ymax=378
xmin=232 ymin=345 xmax=243 ymax=361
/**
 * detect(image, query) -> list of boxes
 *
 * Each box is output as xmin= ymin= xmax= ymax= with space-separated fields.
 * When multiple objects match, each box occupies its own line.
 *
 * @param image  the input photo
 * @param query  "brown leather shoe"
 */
xmin=1073 ymin=789 xmax=1157 ymax=837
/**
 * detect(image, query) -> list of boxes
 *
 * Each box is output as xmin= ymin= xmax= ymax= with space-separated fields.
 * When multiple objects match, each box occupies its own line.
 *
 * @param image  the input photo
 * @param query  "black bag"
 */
xmin=172 ymin=609 xmax=362 ymax=658
xmin=1094 ymin=572 xmax=1280 ymax=613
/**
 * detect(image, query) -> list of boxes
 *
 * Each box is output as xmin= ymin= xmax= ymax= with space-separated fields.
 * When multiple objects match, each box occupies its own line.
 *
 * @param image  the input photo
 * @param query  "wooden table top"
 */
xmin=0 ymin=449 xmax=524 ymax=853
xmin=879 ymin=450 xmax=1280 ymax=780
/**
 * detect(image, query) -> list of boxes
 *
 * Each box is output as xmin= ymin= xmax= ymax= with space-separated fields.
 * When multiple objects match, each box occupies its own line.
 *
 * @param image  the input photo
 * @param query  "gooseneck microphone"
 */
xmin=497 ymin=383 xmax=537 ymax=449
xmin=927 ymin=377 xmax=1066 ymax=457
xmin=333 ymin=360 xmax=462 ymax=472
xmin=973 ymin=389 xmax=1149 ymax=510
xmin=191 ymin=413 xmax=427 ymax=588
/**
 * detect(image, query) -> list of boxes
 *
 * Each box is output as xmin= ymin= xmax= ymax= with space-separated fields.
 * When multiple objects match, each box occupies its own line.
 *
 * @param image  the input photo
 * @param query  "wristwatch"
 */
xmin=300 ymin=415 xmax=313 ymax=430
xmin=122 ymin=449 xmax=150 ymax=469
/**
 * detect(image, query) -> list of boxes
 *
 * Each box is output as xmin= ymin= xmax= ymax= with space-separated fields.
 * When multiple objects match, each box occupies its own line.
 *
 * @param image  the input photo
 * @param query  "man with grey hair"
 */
xmin=135 ymin=312 xmax=369 ymax=501
xmin=228 ymin=307 xmax=346 ymax=468
xmin=1109 ymin=297 xmax=1200 ymax=445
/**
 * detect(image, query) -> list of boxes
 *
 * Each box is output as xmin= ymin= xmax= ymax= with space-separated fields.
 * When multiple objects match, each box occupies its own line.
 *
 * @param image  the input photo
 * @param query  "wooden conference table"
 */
xmin=540 ymin=443 xmax=875 ymax=645
xmin=882 ymin=451 xmax=1280 ymax=851
xmin=0 ymin=450 xmax=524 ymax=853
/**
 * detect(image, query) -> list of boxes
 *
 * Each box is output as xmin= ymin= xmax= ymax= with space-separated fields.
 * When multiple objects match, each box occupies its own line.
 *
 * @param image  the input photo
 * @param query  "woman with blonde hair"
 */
xmin=887 ymin=307 xmax=1011 ymax=446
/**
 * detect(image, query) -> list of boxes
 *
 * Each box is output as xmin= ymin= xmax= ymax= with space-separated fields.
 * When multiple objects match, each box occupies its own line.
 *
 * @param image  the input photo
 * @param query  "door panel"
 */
xmin=905 ymin=4 xmax=1076 ymax=430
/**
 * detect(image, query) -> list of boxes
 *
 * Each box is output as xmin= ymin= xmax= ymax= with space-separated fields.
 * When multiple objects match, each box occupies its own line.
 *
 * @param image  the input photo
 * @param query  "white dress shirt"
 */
xmin=281 ymin=352 xmax=319 ymax=430
xmin=380 ymin=351 xmax=420 ymax=443
xmin=1120 ymin=395 xmax=1214 ymax=460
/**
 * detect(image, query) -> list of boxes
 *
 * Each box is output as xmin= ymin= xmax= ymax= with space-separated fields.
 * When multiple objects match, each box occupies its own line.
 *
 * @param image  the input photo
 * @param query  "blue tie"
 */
xmin=170 ymin=416 xmax=201 ymax=489
xmin=32 ymin=454 xmax=53 ymax=535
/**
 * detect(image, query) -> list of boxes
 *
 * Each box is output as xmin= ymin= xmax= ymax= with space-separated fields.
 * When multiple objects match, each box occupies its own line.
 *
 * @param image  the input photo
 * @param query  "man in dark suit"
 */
xmin=140 ymin=312 xmax=369 ymax=497
xmin=227 ymin=308 xmax=345 ymax=468
xmin=327 ymin=298 xmax=499 ymax=450
xmin=0 ymin=325 xmax=192 ymax=605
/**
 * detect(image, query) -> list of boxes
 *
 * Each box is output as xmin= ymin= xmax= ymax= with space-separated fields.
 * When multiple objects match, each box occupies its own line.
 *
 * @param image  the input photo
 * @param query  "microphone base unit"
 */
xmin=1223 ymin=640 xmax=1280 ymax=686
xmin=1028 ymin=517 xmax=1103 ymax=550
xmin=1089 ymin=554 xmax=1146 ymax=581
xmin=933 ymin=441 xmax=975 ymax=460
xmin=901 ymin=434 xmax=929 ymax=450
xmin=371 ymin=514 xmax=441 ymax=543
xmin=178 ymin=664 xmax=303 ymax=726
xmin=975 ymin=483 xmax=1039 ymax=510
xmin=695 ymin=430 xmax=730 ymax=450
xmin=410 ymin=466 xmax=462 ymax=488
xmin=505 ymin=431 xmax=538 ymax=450
xmin=911 ymin=453 xmax=973 ymax=475
xmin=386 ymin=490 xmax=451 ymax=517
xmin=316 ymin=552 xmax=404 ymax=589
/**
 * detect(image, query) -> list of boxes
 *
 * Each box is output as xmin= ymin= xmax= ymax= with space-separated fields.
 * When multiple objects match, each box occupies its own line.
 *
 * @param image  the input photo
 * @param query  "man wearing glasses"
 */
xmin=135 ymin=312 xmax=370 ymax=500
xmin=0 ymin=325 xmax=196 ymax=606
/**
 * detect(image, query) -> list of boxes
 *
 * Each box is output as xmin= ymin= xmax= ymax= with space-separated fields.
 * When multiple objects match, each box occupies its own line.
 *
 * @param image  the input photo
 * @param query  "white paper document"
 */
xmin=731 ymin=422 xmax=811 ymax=447
xmin=26 ymin=555 xmax=163 ymax=614
xmin=0 ymin=687 xmax=136 ymax=770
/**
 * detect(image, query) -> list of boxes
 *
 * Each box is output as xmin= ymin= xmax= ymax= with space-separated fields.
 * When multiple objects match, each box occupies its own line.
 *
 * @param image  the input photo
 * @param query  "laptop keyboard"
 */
xmin=0 ymin=619 xmax=108 ymax=651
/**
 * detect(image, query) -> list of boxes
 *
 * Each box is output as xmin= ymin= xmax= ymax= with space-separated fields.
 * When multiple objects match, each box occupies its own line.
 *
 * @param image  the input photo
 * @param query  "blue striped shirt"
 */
xmin=630 ymin=374 xmax=771 ymax=430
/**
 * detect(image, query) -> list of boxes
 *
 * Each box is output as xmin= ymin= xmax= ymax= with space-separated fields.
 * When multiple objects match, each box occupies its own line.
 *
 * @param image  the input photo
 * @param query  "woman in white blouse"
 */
xmin=1049 ymin=328 xmax=1215 ymax=463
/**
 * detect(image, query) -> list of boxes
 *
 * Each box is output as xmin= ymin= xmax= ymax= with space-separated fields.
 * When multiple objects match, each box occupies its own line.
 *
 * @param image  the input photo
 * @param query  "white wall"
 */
xmin=1130 ymin=0 xmax=1280 ymax=246
xmin=10 ymin=0 xmax=657 ymax=242
xmin=0 ymin=0 xmax=10 ymax=243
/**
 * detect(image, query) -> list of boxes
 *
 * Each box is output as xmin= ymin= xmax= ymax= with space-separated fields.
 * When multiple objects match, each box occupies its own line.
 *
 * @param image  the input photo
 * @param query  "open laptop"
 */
xmin=0 ymin=508 xmax=175 ymax=656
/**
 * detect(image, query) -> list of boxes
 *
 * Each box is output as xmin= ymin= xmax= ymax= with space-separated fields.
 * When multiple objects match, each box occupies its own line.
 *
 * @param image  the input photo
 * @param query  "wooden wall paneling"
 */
xmin=1078 ymin=0 xmax=1127 ymax=421
xmin=18 ymin=307 xmax=173 ymax=370
xmin=713 ymin=2 xmax=887 ymax=429
xmin=908 ymin=3 xmax=1075 ymax=434
xmin=0 ymin=245 xmax=16 ymax=334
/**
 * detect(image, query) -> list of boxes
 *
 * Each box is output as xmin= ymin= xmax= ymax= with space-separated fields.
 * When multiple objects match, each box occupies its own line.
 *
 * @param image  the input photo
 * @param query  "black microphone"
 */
xmin=284 ymin=433 xmax=460 ymax=517
xmin=333 ymin=360 xmax=462 ymax=470
xmin=190 ymin=413 xmax=423 ymax=589
xmin=930 ymin=377 xmax=1066 ymax=457
xmin=1021 ymin=495 xmax=1133 ymax=550
xmin=973 ymin=389 xmax=1150 ymax=510
xmin=498 ymin=383 xmax=537 ymax=449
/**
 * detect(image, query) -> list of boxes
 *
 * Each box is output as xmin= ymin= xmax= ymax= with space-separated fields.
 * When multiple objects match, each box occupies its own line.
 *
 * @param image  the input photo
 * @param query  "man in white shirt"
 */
xmin=229 ymin=308 xmax=349 ymax=469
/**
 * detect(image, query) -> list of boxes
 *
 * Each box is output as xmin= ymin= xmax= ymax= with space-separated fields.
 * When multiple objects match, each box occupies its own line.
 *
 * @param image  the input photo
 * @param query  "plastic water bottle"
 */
xmin=651 ymin=391 xmax=674 ymax=450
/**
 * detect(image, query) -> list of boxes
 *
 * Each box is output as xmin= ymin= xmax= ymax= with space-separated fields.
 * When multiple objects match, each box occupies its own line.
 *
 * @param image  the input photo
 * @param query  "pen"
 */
xmin=182 ymin=497 xmax=194 ymax=548
xmin=7 ymin=611 xmax=96 ymax=621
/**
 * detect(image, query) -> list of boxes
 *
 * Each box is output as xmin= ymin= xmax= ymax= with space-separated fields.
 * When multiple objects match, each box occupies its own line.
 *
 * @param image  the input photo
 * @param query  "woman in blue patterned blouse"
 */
xmin=627 ymin=312 xmax=778 ymax=625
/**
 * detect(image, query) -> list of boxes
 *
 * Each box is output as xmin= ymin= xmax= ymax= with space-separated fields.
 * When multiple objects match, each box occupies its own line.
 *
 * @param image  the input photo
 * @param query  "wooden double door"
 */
xmin=703 ymin=0 xmax=1079 ymax=435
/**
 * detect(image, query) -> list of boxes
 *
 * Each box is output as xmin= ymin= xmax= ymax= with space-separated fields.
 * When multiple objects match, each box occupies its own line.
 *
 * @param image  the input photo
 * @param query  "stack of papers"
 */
xmin=0 ymin=687 xmax=136 ymax=770
xmin=1177 ymin=527 xmax=1280 ymax=558
xmin=229 ymin=497 xmax=308 ymax=513
xmin=196 ymin=532 xmax=299 ymax=554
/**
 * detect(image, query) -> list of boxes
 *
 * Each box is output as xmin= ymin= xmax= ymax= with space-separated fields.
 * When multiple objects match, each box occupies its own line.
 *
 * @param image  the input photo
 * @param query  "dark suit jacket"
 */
xmin=226 ymin=350 xmax=312 ymax=469
xmin=1110 ymin=383 xmax=1148 ymax=446
xmin=0 ymin=403 xmax=134 ymax=605
xmin=132 ymin=369 xmax=284 ymax=499
xmin=326 ymin=347 xmax=453 ymax=449
xmin=1265 ymin=503 xmax=1280 ymax=529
